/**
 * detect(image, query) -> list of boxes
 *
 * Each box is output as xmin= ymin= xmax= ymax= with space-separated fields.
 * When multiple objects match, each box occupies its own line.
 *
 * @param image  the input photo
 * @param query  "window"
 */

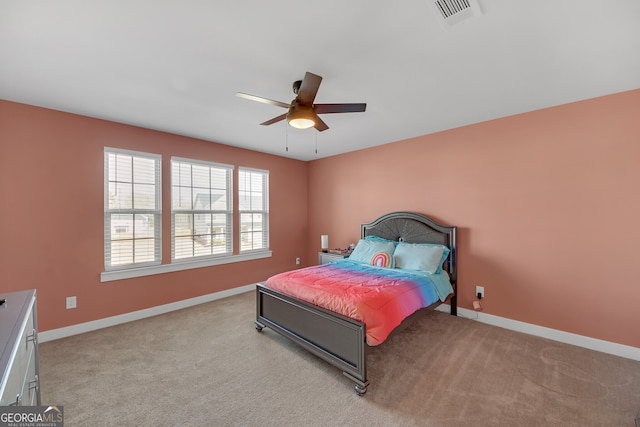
xmin=171 ymin=158 xmax=233 ymax=260
xmin=104 ymin=148 xmax=161 ymax=269
xmin=239 ymin=168 xmax=269 ymax=252
xmin=101 ymin=151 xmax=271 ymax=282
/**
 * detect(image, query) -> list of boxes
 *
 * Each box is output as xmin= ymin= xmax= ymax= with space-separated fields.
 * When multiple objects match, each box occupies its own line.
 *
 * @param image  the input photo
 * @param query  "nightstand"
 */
xmin=318 ymin=251 xmax=350 ymax=265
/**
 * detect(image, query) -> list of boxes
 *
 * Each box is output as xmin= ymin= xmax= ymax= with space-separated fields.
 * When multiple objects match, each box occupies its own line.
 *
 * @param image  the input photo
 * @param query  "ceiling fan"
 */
xmin=236 ymin=72 xmax=366 ymax=132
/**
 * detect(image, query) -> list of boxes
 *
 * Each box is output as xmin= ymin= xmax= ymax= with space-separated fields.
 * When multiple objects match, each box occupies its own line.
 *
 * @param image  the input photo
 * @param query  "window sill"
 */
xmin=101 ymin=250 xmax=272 ymax=282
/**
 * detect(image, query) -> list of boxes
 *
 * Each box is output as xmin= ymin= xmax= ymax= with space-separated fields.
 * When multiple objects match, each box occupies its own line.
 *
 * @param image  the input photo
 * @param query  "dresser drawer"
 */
xmin=21 ymin=343 xmax=39 ymax=406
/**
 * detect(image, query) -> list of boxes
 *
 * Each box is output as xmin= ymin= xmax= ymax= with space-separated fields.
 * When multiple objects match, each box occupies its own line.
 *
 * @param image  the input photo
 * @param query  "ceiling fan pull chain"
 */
xmin=315 ymin=131 xmax=318 ymax=154
xmin=285 ymin=122 xmax=289 ymax=152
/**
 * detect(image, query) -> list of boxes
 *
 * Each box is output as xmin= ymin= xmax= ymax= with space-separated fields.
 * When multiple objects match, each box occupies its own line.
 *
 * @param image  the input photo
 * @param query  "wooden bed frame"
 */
xmin=255 ymin=211 xmax=457 ymax=395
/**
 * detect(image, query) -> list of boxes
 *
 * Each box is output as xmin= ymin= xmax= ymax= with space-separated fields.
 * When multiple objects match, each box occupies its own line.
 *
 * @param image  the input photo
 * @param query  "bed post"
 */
xmin=449 ymin=225 xmax=457 ymax=317
xmin=450 ymin=295 xmax=457 ymax=316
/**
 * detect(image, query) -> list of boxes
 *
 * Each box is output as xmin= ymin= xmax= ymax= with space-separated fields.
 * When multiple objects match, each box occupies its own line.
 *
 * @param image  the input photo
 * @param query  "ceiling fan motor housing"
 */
xmin=292 ymin=80 xmax=302 ymax=95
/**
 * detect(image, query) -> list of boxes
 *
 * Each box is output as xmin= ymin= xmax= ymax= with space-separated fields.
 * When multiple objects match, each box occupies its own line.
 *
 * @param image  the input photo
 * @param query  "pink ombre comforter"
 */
xmin=264 ymin=259 xmax=453 ymax=345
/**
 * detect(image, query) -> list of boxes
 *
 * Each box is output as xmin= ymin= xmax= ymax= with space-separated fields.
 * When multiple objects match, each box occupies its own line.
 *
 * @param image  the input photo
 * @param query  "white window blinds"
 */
xmin=104 ymin=148 xmax=162 ymax=269
xmin=171 ymin=158 xmax=233 ymax=260
xmin=239 ymin=168 xmax=269 ymax=252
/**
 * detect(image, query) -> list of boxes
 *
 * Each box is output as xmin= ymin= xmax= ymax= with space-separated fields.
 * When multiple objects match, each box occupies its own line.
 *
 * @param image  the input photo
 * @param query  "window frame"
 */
xmin=103 ymin=147 xmax=162 ymax=271
xmin=238 ymin=167 xmax=270 ymax=253
xmin=100 ymin=152 xmax=272 ymax=283
xmin=170 ymin=157 xmax=234 ymax=262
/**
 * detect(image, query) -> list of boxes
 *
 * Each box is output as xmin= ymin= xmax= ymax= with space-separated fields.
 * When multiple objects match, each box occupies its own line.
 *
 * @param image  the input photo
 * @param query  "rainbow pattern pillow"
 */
xmin=370 ymin=251 xmax=394 ymax=268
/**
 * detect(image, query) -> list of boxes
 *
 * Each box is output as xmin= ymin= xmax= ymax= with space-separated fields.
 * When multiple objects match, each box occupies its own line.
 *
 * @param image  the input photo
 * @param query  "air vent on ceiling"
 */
xmin=427 ymin=0 xmax=482 ymax=27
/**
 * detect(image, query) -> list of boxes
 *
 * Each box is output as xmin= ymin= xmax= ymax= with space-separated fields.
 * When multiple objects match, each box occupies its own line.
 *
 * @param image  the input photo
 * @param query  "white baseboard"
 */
xmin=436 ymin=304 xmax=640 ymax=361
xmin=38 ymin=284 xmax=256 ymax=343
xmin=40 ymin=288 xmax=640 ymax=362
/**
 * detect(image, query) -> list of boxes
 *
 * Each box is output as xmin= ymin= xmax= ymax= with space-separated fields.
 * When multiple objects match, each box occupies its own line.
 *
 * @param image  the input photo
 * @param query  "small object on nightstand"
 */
xmin=321 ymin=235 xmax=329 ymax=253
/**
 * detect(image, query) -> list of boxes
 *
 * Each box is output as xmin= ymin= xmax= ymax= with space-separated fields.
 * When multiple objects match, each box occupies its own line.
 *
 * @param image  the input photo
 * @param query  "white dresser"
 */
xmin=0 ymin=289 xmax=40 ymax=406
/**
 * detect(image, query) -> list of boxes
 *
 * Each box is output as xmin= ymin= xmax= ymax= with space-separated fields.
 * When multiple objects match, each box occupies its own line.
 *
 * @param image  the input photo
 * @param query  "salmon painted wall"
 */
xmin=0 ymin=100 xmax=308 ymax=332
xmin=307 ymin=89 xmax=640 ymax=348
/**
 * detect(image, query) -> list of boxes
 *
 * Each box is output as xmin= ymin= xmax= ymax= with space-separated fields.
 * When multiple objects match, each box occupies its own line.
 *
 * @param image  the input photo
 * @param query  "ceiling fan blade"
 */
xmin=312 ymin=112 xmax=329 ymax=132
xmin=314 ymin=103 xmax=367 ymax=114
xmin=260 ymin=113 xmax=288 ymax=126
xmin=236 ymin=92 xmax=290 ymax=109
xmin=314 ymin=120 xmax=329 ymax=132
xmin=296 ymin=72 xmax=322 ymax=106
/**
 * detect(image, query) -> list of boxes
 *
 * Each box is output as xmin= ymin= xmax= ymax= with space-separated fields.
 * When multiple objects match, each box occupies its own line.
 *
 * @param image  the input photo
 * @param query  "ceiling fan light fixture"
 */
xmin=288 ymin=117 xmax=315 ymax=129
xmin=287 ymin=106 xmax=315 ymax=129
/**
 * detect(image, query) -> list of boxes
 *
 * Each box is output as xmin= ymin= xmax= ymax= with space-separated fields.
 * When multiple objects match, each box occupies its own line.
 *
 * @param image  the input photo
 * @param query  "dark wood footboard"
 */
xmin=255 ymin=283 xmax=369 ymax=395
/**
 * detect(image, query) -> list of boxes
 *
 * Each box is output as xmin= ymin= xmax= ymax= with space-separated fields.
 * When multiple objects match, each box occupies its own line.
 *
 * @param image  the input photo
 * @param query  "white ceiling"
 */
xmin=2 ymin=1 xmax=639 ymax=161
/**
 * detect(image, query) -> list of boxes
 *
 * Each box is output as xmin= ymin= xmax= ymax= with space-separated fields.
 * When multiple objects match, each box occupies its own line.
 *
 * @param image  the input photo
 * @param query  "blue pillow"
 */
xmin=364 ymin=235 xmax=399 ymax=246
xmin=393 ymin=242 xmax=450 ymax=274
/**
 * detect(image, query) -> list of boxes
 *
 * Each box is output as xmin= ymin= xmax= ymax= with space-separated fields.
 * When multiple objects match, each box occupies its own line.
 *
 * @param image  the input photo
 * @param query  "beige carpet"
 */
xmin=39 ymin=291 xmax=640 ymax=426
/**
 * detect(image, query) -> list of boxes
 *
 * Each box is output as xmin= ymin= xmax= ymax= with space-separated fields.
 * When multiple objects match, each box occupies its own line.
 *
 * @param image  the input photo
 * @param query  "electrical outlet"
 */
xmin=66 ymin=296 xmax=77 ymax=309
xmin=295 ymin=257 xmax=301 ymax=265
xmin=475 ymin=286 xmax=485 ymax=299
